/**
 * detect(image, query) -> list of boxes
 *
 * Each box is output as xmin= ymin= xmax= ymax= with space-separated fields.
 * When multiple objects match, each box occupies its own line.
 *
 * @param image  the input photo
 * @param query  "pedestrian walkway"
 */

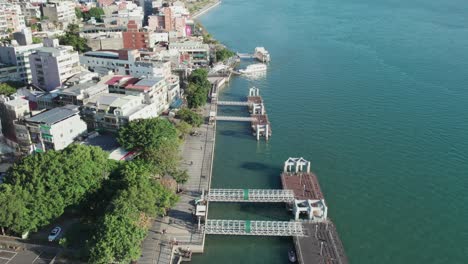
xmin=139 ymin=103 xmax=216 ymax=264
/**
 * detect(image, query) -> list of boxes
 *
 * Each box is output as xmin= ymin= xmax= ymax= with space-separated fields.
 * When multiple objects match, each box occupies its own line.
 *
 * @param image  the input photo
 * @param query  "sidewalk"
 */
xmin=139 ymin=103 xmax=216 ymax=264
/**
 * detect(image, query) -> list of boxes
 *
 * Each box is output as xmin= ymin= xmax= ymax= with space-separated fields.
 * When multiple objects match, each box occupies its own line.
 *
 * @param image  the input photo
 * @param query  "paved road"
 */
xmin=139 ymin=103 xmax=216 ymax=264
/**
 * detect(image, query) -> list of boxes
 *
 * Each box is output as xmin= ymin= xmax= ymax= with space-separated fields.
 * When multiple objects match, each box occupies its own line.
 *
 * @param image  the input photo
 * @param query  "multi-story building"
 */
xmin=54 ymin=81 xmax=109 ymax=107
xmin=80 ymin=49 xmax=174 ymax=78
xmin=105 ymin=75 xmax=177 ymax=113
xmin=42 ymin=1 xmax=77 ymax=29
xmin=15 ymin=105 xmax=87 ymax=154
xmin=29 ymin=39 xmax=80 ymax=91
xmin=80 ymin=93 xmax=158 ymax=132
xmin=0 ymin=42 xmax=44 ymax=83
xmin=122 ymin=20 xmax=155 ymax=50
xmin=13 ymin=28 xmax=33 ymax=46
xmin=168 ymin=41 xmax=210 ymax=66
xmin=102 ymin=2 xmax=144 ymax=27
xmin=0 ymin=3 xmax=26 ymax=38
xmin=19 ymin=2 xmax=41 ymax=23
xmin=0 ymin=96 xmax=30 ymax=143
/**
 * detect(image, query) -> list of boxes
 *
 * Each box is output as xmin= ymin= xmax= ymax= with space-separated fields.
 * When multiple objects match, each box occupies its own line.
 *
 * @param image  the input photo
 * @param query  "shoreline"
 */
xmin=191 ymin=0 xmax=221 ymax=19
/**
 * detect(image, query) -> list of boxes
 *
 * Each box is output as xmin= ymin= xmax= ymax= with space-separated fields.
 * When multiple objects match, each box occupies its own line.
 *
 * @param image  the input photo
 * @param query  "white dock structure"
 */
xmin=207 ymin=189 xmax=295 ymax=203
xmin=204 ymin=220 xmax=305 ymax=236
xmin=212 ymin=87 xmax=272 ymax=140
xmin=216 ymin=101 xmax=250 ymax=106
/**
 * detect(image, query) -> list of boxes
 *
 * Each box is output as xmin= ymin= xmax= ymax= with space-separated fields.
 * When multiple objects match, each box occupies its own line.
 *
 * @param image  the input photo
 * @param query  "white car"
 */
xmin=48 ymin=227 xmax=61 ymax=242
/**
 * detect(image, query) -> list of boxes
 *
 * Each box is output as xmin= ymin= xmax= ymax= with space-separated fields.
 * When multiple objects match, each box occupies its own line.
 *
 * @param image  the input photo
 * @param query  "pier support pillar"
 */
xmin=256 ymin=125 xmax=260 ymax=141
xmin=265 ymin=124 xmax=269 ymax=140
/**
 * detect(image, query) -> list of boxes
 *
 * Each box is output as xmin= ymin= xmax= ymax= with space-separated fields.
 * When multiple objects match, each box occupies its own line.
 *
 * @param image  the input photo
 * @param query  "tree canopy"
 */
xmin=0 ymin=83 xmax=16 ymax=96
xmin=117 ymin=118 xmax=179 ymax=152
xmin=89 ymin=161 xmax=177 ymax=264
xmin=58 ymin=24 xmax=90 ymax=53
xmin=0 ymin=144 xmax=110 ymax=234
xmin=186 ymin=69 xmax=211 ymax=109
xmin=76 ymin=7 xmax=105 ymax=22
xmin=216 ymin=47 xmax=236 ymax=62
xmin=177 ymin=108 xmax=204 ymax=127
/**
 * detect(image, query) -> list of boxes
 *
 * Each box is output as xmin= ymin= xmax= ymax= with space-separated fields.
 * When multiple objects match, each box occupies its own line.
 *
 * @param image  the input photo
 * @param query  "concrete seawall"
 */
xmin=192 ymin=0 xmax=221 ymax=19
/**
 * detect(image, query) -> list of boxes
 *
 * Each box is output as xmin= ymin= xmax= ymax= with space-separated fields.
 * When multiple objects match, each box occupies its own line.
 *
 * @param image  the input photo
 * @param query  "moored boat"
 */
xmin=239 ymin=63 xmax=267 ymax=74
xmin=254 ymin=47 xmax=271 ymax=62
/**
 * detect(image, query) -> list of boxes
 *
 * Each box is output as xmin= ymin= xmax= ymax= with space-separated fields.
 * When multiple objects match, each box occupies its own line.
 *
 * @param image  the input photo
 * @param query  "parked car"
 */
xmin=48 ymin=227 xmax=61 ymax=242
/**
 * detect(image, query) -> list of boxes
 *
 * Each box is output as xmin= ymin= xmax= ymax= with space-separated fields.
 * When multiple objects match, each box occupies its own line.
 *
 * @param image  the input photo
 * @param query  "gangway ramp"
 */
xmin=204 ymin=220 xmax=305 ymax=236
xmin=215 ymin=116 xmax=255 ymax=122
xmin=217 ymin=101 xmax=250 ymax=106
xmin=207 ymin=189 xmax=295 ymax=203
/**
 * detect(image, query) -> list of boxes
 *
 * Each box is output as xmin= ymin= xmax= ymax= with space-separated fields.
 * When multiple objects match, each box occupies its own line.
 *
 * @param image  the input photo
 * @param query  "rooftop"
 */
xmin=105 ymin=75 xmax=133 ymax=86
xmin=83 ymin=50 xmax=120 ymax=59
xmin=27 ymin=105 xmax=80 ymax=125
xmin=125 ymin=77 xmax=163 ymax=91
xmin=33 ymin=46 xmax=75 ymax=56
xmin=4 ymin=98 xmax=29 ymax=108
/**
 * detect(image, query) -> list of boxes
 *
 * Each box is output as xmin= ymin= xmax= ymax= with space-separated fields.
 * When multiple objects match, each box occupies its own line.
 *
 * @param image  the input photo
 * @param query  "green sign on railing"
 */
xmin=245 ymin=220 xmax=251 ymax=233
xmin=243 ymin=189 xmax=249 ymax=200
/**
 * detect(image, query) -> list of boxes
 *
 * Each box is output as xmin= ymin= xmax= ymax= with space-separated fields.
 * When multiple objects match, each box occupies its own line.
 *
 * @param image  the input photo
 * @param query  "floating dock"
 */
xmin=281 ymin=157 xmax=348 ymax=264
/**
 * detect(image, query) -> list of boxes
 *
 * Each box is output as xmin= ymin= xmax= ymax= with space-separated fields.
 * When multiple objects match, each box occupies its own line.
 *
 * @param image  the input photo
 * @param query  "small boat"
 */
xmin=254 ymin=47 xmax=271 ymax=62
xmin=239 ymin=63 xmax=267 ymax=74
xmin=288 ymin=249 xmax=297 ymax=263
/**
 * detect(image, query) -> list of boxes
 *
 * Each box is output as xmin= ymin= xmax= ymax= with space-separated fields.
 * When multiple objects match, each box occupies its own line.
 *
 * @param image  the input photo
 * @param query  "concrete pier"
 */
xmin=281 ymin=158 xmax=348 ymax=264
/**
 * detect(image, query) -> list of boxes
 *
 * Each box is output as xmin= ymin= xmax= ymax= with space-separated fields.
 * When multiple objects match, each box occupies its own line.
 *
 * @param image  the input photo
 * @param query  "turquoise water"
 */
xmin=192 ymin=0 xmax=468 ymax=263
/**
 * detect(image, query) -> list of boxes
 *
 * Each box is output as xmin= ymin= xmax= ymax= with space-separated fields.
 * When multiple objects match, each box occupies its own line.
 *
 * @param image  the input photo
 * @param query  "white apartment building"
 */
xmin=81 ymin=93 xmax=158 ymax=131
xmin=0 ymin=3 xmax=26 ymax=38
xmin=0 ymin=43 xmax=44 ymax=83
xmin=42 ymin=1 xmax=77 ymax=29
xmin=79 ymin=50 xmax=172 ymax=79
xmin=16 ymin=105 xmax=87 ymax=153
xmin=19 ymin=2 xmax=41 ymax=22
xmin=29 ymin=39 xmax=80 ymax=91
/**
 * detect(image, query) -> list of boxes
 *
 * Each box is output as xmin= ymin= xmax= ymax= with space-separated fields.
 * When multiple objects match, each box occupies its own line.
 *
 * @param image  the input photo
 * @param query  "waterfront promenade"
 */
xmin=139 ymin=103 xmax=216 ymax=264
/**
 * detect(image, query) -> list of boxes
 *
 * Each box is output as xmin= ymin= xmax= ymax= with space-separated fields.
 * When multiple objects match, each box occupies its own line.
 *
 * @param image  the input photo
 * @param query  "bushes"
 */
xmin=177 ymin=108 xmax=203 ymax=127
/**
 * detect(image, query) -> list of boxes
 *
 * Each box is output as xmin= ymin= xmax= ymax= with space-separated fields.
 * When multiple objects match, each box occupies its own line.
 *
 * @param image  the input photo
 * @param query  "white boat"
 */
xmin=255 ymin=47 xmax=271 ymax=62
xmin=239 ymin=63 xmax=267 ymax=74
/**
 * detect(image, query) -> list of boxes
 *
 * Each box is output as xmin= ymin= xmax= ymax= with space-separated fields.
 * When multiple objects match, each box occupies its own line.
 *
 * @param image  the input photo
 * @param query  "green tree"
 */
xmin=0 ymin=144 xmax=110 ymax=234
xmin=75 ymin=8 xmax=83 ymax=20
xmin=117 ymin=118 xmax=178 ymax=152
xmin=58 ymin=24 xmax=90 ymax=53
xmin=175 ymin=121 xmax=192 ymax=138
xmin=86 ymin=7 xmax=105 ymax=22
xmin=89 ymin=161 xmax=177 ymax=263
xmin=140 ymin=140 xmax=180 ymax=175
xmin=216 ymin=47 xmax=236 ymax=62
xmin=89 ymin=203 xmax=146 ymax=264
xmin=32 ymin=36 xmax=42 ymax=44
xmin=185 ymin=69 xmax=211 ymax=109
xmin=172 ymin=169 xmax=189 ymax=192
xmin=177 ymin=108 xmax=203 ymax=127
xmin=0 ymin=83 xmax=16 ymax=96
